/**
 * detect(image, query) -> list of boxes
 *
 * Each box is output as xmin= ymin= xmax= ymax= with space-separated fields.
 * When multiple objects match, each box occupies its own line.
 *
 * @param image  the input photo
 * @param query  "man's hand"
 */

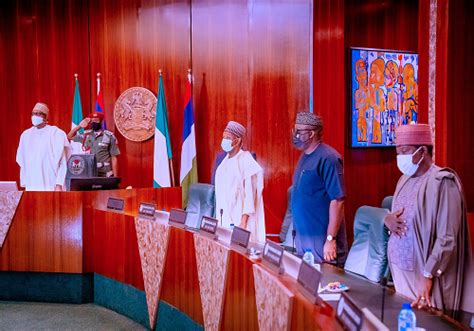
xmin=240 ymin=214 xmax=249 ymax=229
xmin=324 ymin=240 xmax=337 ymax=261
xmin=412 ymin=277 xmax=433 ymax=310
xmin=54 ymin=184 xmax=62 ymax=191
xmin=79 ymin=118 xmax=91 ymax=128
xmin=384 ymin=208 xmax=406 ymax=237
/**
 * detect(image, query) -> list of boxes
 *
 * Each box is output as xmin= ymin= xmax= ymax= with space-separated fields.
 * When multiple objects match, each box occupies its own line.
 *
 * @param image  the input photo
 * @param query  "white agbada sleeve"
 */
xmin=51 ymin=128 xmax=71 ymax=189
xmin=240 ymin=152 xmax=266 ymax=243
xmin=16 ymin=132 xmax=27 ymax=188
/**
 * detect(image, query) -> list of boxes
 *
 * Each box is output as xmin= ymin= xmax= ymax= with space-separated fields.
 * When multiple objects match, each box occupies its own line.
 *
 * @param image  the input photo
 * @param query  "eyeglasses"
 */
xmin=292 ymin=128 xmax=313 ymax=137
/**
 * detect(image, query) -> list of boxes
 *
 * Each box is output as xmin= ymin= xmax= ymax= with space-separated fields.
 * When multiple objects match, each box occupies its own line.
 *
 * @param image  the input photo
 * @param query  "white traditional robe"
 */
xmin=16 ymin=125 xmax=71 ymax=191
xmin=215 ymin=150 xmax=266 ymax=243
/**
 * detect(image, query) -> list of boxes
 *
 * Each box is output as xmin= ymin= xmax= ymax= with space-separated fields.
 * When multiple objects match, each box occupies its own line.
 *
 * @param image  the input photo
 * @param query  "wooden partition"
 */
xmin=0 ymin=191 xmax=83 ymax=273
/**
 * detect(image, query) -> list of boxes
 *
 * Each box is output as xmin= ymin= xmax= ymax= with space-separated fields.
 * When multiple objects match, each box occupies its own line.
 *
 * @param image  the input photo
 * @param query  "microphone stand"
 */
xmin=292 ymin=229 xmax=297 ymax=254
xmin=380 ymin=277 xmax=387 ymax=322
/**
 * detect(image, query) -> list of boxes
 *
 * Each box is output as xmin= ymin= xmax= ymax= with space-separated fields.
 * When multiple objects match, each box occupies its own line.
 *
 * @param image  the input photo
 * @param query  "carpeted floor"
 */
xmin=0 ymin=301 xmax=146 ymax=331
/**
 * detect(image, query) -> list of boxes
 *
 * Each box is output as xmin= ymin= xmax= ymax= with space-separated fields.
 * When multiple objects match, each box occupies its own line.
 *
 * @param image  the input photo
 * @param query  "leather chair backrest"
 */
xmin=381 ymin=196 xmax=393 ymax=210
xmin=185 ymin=183 xmax=215 ymax=229
xmin=344 ymin=206 xmax=389 ymax=282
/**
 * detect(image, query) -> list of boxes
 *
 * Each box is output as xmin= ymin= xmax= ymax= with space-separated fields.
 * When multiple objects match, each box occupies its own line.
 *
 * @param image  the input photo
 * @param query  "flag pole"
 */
xmin=159 ymin=69 xmax=176 ymax=187
xmin=96 ymin=72 xmax=101 ymax=94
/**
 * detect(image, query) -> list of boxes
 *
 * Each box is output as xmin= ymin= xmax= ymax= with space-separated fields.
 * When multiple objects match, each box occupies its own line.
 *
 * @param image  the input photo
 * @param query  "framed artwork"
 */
xmin=350 ymin=47 xmax=418 ymax=147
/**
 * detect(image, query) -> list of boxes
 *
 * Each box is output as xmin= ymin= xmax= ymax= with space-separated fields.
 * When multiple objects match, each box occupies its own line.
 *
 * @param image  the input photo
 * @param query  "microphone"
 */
xmin=292 ymin=229 xmax=297 ymax=254
xmin=380 ymin=277 xmax=387 ymax=322
xmin=219 ymin=209 xmax=223 ymax=227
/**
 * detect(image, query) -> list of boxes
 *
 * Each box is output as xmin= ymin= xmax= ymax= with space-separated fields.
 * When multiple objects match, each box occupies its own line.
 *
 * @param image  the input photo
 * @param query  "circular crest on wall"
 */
xmin=114 ymin=87 xmax=157 ymax=142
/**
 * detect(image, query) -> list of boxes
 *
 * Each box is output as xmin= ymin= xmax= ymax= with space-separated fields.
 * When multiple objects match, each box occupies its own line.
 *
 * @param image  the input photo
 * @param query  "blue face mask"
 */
xmin=31 ymin=115 xmax=44 ymax=127
xmin=292 ymin=131 xmax=313 ymax=150
xmin=221 ymin=138 xmax=233 ymax=152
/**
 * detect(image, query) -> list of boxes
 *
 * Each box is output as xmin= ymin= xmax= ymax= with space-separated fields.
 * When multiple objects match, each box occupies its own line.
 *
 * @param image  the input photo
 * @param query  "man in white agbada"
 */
xmin=16 ymin=102 xmax=71 ymax=191
xmin=215 ymin=121 xmax=266 ymax=243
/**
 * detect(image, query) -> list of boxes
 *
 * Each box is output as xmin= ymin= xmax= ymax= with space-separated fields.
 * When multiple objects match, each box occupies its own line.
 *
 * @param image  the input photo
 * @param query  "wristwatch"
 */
xmin=423 ymin=270 xmax=433 ymax=279
xmin=326 ymin=234 xmax=335 ymax=241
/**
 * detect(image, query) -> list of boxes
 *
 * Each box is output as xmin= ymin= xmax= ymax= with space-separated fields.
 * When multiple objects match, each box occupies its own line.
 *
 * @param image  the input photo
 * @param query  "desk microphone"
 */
xmin=292 ymin=229 xmax=297 ymax=254
xmin=380 ymin=276 xmax=387 ymax=322
xmin=219 ymin=209 xmax=223 ymax=227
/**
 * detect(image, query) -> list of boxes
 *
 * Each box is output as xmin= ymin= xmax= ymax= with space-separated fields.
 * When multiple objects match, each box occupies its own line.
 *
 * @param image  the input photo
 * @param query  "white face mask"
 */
xmin=31 ymin=115 xmax=44 ymax=127
xmin=396 ymin=147 xmax=424 ymax=176
xmin=221 ymin=138 xmax=233 ymax=152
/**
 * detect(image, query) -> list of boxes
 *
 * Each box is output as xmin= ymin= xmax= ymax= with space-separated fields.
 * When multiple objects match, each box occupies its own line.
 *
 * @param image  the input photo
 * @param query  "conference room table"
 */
xmin=0 ymin=188 xmax=466 ymax=330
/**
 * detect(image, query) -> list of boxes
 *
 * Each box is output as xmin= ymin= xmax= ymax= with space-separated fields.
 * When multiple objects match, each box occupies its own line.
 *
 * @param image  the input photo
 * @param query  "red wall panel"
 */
xmin=0 ymin=0 xmax=91 ymax=183
xmin=2 ymin=0 xmax=473 ymax=240
xmin=446 ymin=0 xmax=474 ymax=211
xmin=87 ymin=0 xmax=190 ymax=188
xmin=343 ymin=0 xmax=419 ymax=241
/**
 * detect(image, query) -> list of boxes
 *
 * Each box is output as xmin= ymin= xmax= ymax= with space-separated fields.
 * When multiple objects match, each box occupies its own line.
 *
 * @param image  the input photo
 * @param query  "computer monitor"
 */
xmin=69 ymin=177 xmax=121 ymax=191
xmin=0 ymin=181 xmax=18 ymax=191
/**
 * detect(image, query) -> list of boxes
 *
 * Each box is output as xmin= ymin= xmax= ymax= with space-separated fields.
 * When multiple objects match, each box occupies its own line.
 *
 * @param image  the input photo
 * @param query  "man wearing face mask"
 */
xmin=67 ymin=112 xmax=120 ymax=177
xmin=16 ymin=102 xmax=71 ymax=191
xmin=385 ymin=123 xmax=472 ymax=317
xmin=214 ymin=121 xmax=266 ymax=243
xmin=291 ymin=112 xmax=347 ymax=266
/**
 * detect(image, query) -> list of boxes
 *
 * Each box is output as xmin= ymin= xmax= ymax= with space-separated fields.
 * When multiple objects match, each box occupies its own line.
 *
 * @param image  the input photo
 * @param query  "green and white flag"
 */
xmin=153 ymin=73 xmax=172 ymax=187
xmin=71 ymin=75 xmax=84 ymax=154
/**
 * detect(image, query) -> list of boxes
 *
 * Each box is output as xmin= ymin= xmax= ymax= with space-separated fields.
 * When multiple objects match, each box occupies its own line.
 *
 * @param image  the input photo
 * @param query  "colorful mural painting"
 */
xmin=351 ymin=48 xmax=418 ymax=147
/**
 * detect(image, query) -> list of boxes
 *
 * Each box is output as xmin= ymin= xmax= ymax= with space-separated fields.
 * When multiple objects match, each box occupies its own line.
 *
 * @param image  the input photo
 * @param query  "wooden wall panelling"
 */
xmin=87 ymin=0 xmax=190 ymax=189
xmin=446 ymin=0 xmax=474 ymax=211
xmin=160 ymin=227 xmax=204 ymax=325
xmin=0 ymin=0 xmax=91 ymax=184
xmin=0 ymin=192 xmax=83 ymax=273
xmin=221 ymin=251 xmax=259 ymax=330
xmin=249 ymin=0 xmax=312 ymax=234
xmin=82 ymin=187 xmax=182 ymax=215
xmin=192 ymin=0 xmax=311 ymax=234
xmin=82 ymin=188 xmax=181 ymax=286
xmin=343 ymin=0 xmax=419 ymax=242
xmin=83 ymin=209 xmax=144 ymax=290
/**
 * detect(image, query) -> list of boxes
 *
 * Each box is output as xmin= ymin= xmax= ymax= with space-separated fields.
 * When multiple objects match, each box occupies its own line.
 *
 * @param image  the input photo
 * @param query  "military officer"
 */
xmin=67 ymin=112 xmax=120 ymax=177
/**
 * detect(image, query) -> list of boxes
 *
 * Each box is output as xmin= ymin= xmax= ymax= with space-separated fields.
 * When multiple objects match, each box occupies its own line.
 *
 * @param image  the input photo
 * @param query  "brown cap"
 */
xmin=396 ymin=123 xmax=432 ymax=146
xmin=33 ymin=102 xmax=50 ymax=118
xmin=224 ymin=121 xmax=246 ymax=138
xmin=296 ymin=112 xmax=323 ymax=128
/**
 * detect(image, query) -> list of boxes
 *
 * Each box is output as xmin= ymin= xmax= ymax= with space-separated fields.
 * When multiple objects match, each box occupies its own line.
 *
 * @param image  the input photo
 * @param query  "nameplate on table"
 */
xmin=199 ymin=216 xmax=218 ymax=240
xmin=262 ymin=240 xmax=285 ymax=274
xmin=230 ymin=226 xmax=251 ymax=254
xmin=336 ymin=292 xmax=363 ymax=331
xmin=107 ymin=197 xmax=125 ymax=211
xmin=138 ymin=202 xmax=156 ymax=220
xmin=168 ymin=208 xmax=187 ymax=228
xmin=297 ymin=260 xmax=322 ymax=304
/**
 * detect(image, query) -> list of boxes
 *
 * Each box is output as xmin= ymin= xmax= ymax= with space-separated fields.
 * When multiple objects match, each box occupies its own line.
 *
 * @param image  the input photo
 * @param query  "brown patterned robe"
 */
xmin=389 ymin=165 xmax=473 ymax=318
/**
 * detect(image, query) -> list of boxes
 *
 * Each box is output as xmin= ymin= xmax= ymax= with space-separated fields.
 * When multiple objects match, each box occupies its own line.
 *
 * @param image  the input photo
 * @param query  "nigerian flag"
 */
xmin=71 ymin=75 xmax=83 ymax=133
xmin=153 ymin=74 xmax=172 ymax=187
